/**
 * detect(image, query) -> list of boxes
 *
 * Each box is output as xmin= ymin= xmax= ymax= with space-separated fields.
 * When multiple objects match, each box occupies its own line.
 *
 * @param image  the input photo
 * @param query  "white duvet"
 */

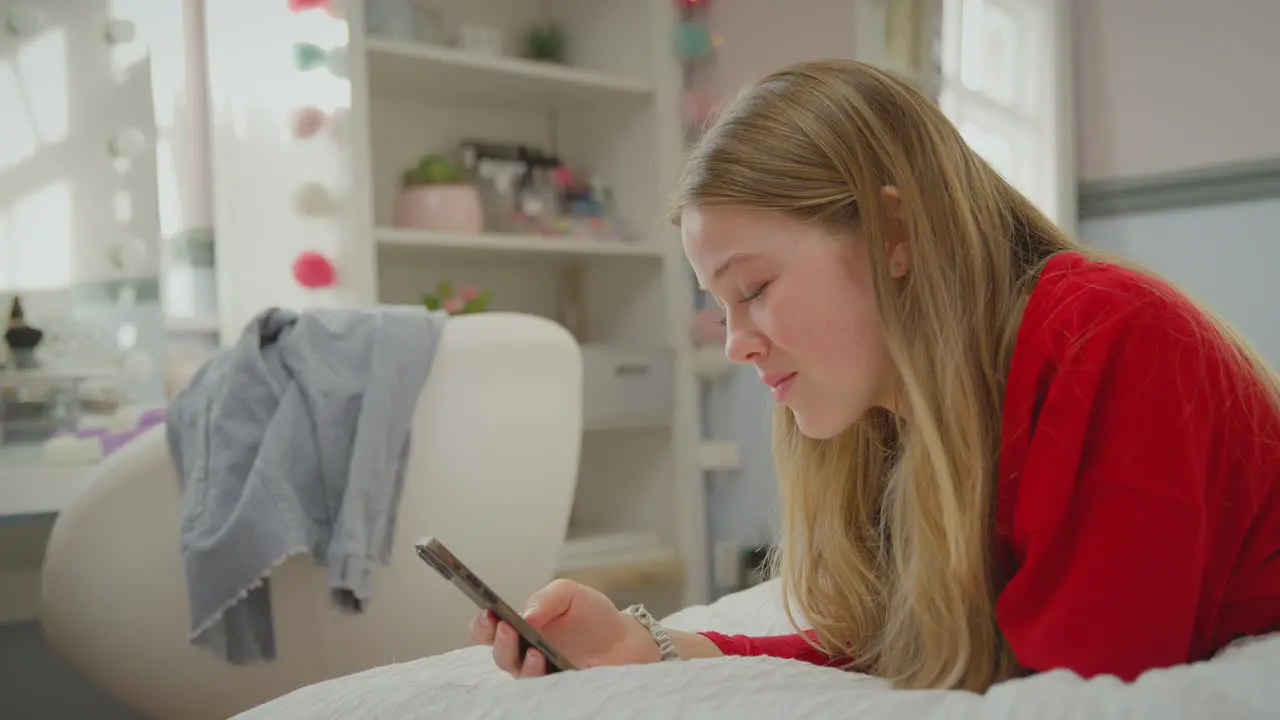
xmin=237 ymin=580 xmax=1280 ymax=719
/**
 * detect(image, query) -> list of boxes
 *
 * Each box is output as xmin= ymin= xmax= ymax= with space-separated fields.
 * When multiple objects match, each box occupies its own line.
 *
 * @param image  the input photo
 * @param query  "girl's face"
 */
xmin=682 ymin=206 xmax=899 ymax=439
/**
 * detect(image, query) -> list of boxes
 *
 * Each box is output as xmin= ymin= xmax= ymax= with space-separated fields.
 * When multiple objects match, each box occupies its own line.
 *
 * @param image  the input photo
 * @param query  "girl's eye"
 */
xmin=739 ymin=282 xmax=770 ymax=303
xmin=718 ymin=283 xmax=769 ymax=326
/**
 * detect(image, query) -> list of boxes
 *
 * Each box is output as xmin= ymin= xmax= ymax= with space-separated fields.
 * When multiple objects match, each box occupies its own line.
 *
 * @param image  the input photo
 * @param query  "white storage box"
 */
xmin=581 ymin=344 xmax=674 ymax=430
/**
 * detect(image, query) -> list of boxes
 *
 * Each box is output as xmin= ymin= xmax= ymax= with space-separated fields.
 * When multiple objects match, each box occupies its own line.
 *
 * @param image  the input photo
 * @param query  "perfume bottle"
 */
xmin=4 ymin=296 xmax=44 ymax=370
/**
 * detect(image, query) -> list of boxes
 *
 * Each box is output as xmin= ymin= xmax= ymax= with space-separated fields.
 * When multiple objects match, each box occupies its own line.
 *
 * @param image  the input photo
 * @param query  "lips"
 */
xmin=759 ymin=372 xmax=796 ymax=389
xmin=760 ymin=372 xmax=798 ymax=401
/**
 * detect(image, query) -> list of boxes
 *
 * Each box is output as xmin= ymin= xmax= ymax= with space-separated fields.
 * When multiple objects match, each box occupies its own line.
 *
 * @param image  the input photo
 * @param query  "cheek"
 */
xmin=762 ymin=273 xmax=884 ymax=372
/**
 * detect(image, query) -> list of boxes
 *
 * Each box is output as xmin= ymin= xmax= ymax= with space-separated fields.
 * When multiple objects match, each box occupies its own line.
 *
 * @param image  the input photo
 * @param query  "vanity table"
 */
xmin=0 ymin=461 xmax=93 ymax=522
xmin=0 ymin=368 xmax=122 ymax=523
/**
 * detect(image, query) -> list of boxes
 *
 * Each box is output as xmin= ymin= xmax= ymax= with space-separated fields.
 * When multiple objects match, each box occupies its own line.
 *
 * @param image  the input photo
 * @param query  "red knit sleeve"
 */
xmin=699 ymin=630 xmax=842 ymax=667
xmin=996 ymin=284 xmax=1233 ymax=681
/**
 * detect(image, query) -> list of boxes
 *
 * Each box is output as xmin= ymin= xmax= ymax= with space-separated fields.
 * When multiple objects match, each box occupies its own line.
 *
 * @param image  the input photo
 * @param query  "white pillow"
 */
xmin=661 ymin=579 xmax=801 ymax=636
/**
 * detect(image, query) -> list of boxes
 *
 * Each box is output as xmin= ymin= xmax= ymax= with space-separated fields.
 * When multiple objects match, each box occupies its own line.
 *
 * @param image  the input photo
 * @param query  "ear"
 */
xmin=879 ymin=186 xmax=911 ymax=279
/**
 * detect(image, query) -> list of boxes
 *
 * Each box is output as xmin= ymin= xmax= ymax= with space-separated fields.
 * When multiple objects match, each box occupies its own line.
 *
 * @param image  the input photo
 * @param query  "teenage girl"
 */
xmin=471 ymin=59 xmax=1280 ymax=691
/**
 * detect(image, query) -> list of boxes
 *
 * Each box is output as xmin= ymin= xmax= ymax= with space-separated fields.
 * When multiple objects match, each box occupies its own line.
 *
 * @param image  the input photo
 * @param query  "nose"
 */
xmin=724 ymin=319 xmax=766 ymax=365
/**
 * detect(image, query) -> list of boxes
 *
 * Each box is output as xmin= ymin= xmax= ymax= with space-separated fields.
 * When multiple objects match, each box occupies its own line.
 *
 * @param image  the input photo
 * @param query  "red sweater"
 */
xmin=703 ymin=251 xmax=1280 ymax=681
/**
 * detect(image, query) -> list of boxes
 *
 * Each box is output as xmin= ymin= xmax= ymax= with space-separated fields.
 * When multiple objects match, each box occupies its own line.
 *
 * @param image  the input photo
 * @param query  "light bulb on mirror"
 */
xmin=109 ymin=237 xmax=150 ymax=274
xmin=104 ymin=18 xmax=137 ymax=45
xmin=5 ymin=6 xmax=45 ymax=38
xmin=107 ymin=128 xmax=148 ymax=161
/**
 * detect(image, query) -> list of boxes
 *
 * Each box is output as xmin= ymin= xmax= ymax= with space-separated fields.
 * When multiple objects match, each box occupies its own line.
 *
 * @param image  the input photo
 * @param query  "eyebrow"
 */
xmin=700 ymin=252 xmax=754 ymax=290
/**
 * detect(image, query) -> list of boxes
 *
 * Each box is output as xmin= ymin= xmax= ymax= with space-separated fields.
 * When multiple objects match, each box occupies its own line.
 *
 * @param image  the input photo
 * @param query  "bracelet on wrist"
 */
xmin=624 ymin=604 xmax=681 ymax=662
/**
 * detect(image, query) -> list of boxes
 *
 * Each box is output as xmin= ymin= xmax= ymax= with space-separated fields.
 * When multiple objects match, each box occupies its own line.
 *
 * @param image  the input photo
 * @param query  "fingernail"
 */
xmin=521 ymin=603 xmax=538 ymax=618
xmin=524 ymin=649 xmax=543 ymax=674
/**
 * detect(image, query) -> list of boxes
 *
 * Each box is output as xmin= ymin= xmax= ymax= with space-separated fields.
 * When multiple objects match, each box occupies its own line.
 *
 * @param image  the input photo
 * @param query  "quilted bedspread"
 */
xmin=235 ymin=581 xmax=1280 ymax=719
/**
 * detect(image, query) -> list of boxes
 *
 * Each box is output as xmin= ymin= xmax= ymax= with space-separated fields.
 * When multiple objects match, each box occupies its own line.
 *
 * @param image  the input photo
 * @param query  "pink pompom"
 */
xmin=288 ymin=0 xmax=331 ymax=12
xmin=441 ymin=296 xmax=465 ymax=314
xmin=457 ymin=285 xmax=481 ymax=301
xmin=292 ymin=106 xmax=327 ymax=139
xmin=292 ymin=251 xmax=337 ymax=289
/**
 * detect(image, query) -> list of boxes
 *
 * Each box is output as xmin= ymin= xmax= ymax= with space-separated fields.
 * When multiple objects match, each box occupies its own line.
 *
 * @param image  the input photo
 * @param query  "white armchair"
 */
xmin=39 ymin=312 xmax=583 ymax=719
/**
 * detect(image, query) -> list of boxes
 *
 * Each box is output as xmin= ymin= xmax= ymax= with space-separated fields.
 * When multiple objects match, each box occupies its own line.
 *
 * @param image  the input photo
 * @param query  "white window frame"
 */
xmin=855 ymin=0 xmax=1076 ymax=234
xmin=937 ymin=0 xmax=1075 ymax=233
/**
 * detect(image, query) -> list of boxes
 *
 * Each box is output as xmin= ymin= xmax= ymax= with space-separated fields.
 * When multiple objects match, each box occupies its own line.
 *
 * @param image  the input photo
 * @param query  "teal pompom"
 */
xmin=675 ymin=20 xmax=713 ymax=61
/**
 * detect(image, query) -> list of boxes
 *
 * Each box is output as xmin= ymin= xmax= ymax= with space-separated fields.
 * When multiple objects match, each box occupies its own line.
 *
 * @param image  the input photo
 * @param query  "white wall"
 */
xmin=1073 ymin=0 xmax=1280 ymax=182
xmin=1074 ymin=1 xmax=1280 ymax=369
xmin=1083 ymin=198 xmax=1280 ymax=368
xmin=696 ymin=0 xmax=859 ymax=99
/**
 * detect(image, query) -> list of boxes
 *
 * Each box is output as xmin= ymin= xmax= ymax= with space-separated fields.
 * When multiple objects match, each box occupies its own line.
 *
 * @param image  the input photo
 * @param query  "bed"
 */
xmin=235 ymin=580 xmax=1280 ymax=719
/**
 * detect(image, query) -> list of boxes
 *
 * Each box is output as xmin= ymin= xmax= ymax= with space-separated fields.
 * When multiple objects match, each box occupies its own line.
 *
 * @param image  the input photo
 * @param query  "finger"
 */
xmin=519 ymin=648 xmax=546 ymax=678
xmin=493 ymin=622 xmax=522 ymax=676
xmin=469 ymin=609 xmax=497 ymax=645
xmin=522 ymin=579 xmax=577 ymax=628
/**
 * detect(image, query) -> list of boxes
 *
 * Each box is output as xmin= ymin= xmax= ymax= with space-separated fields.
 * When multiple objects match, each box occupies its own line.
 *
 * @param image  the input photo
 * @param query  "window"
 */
xmin=853 ymin=0 xmax=1073 ymax=228
xmin=938 ymin=0 xmax=1075 ymax=230
xmin=1 ymin=21 xmax=73 ymax=292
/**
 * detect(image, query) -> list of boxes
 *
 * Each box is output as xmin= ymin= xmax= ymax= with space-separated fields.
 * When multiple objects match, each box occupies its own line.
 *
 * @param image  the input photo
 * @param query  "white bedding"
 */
xmin=237 ymin=581 xmax=1280 ymax=719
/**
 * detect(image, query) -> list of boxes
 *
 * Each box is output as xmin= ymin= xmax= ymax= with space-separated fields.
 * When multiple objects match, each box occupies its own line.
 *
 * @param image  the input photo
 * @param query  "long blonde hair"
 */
xmin=672 ymin=59 xmax=1280 ymax=691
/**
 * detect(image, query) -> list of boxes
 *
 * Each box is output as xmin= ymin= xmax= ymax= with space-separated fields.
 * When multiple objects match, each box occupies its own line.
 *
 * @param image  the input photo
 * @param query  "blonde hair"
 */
xmin=672 ymin=59 xmax=1280 ymax=691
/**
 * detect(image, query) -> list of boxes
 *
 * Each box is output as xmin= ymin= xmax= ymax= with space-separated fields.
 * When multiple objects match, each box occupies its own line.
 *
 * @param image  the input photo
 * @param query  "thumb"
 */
xmin=521 ymin=579 xmax=577 ymax=628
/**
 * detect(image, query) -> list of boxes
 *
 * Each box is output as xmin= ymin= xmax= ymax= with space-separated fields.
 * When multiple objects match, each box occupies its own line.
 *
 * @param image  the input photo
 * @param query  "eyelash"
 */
xmin=716 ymin=283 xmax=770 ymax=326
xmin=740 ymin=283 xmax=769 ymax=303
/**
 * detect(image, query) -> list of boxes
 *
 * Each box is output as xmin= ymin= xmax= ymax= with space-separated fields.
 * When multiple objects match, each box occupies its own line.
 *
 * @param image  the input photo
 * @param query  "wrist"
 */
xmin=622 ymin=604 xmax=680 ymax=662
xmin=619 ymin=608 xmax=664 ymax=663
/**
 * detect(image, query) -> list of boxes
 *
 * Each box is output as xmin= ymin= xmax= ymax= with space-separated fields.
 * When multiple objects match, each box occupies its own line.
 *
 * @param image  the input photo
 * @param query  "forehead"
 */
xmin=681 ymin=207 xmax=788 ymax=282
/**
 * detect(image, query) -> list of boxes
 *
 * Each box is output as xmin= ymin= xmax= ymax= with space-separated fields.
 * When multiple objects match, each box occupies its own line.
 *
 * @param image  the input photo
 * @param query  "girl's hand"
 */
xmin=468 ymin=579 xmax=660 ymax=678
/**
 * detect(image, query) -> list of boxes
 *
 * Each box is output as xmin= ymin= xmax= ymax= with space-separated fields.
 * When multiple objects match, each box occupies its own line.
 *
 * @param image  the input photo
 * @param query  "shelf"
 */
xmin=0 ymin=368 xmax=120 ymax=385
xmin=0 ymin=446 xmax=94 ymax=522
xmin=556 ymin=555 xmax=684 ymax=593
xmin=375 ymin=227 xmax=667 ymax=261
xmin=365 ymin=38 xmax=653 ymax=109
xmin=556 ymin=533 xmax=683 ymax=592
xmin=692 ymin=346 xmax=734 ymax=380
xmin=164 ymin=316 xmax=221 ymax=334
xmin=698 ymin=440 xmax=740 ymax=472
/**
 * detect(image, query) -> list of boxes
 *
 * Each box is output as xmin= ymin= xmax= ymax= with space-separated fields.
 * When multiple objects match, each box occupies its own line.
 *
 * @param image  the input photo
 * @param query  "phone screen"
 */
xmin=414 ymin=536 xmax=576 ymax=673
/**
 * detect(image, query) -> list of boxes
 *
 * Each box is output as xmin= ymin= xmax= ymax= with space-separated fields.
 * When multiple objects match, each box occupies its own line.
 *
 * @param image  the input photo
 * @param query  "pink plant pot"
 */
xmin=392 ymin=184 xmax=485 ymax=233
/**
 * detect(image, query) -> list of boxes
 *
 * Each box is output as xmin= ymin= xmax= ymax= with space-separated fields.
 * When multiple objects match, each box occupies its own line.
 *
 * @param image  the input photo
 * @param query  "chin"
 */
xmin=789 ymin=409 xmax=853 ymax=441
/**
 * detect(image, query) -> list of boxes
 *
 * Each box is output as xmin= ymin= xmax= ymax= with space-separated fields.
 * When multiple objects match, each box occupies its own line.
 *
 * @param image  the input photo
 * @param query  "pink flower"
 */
xmin=441 ymin=296 xmax=465 ymax=314
xmin=458 ymin=285 xmax=481 ymax=301
xmin=552 ymin=165 xmax=575 ymax=188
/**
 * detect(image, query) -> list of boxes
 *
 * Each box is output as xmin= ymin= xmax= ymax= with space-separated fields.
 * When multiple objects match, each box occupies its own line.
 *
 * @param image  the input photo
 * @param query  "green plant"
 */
xmin=525 ymin=23 xmax=566 ymax=63
xmin=422 ymin=281 xmax=491 ymax=315
xmin=401 ymin=153 xmax=465 ymax=188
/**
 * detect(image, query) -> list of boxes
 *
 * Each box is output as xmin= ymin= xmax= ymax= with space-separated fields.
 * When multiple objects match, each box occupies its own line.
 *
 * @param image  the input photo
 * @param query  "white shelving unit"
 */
xmin=202 ymin=0 xmax=706 ymax=609
xmin=375 ymin=227 xmax=667 ymax=260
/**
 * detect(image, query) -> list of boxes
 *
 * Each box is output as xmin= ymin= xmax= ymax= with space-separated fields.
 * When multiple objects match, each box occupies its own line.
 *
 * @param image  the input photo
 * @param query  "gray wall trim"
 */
xmin=1079 ymin=157 xmax=1280 ymax=220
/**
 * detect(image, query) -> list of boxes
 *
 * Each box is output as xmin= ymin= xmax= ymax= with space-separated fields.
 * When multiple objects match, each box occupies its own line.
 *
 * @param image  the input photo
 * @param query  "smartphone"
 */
xmin=414 ymin=536 xmax=576 ymax=673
